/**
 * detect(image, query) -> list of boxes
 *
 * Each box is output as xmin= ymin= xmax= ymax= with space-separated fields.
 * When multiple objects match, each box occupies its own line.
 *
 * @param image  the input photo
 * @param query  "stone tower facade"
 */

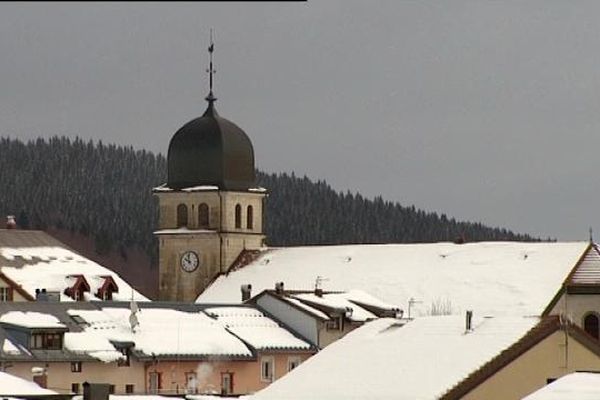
xmin=154 ymin=187 xmax=266 ymax=302
xmin=154 ymin=42 xmax=266 ymax=302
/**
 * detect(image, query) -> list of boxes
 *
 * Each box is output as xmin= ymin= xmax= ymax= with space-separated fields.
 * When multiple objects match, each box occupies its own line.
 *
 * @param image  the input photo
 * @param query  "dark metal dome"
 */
xmin=167 ymin=101 xmax=256 ymax=191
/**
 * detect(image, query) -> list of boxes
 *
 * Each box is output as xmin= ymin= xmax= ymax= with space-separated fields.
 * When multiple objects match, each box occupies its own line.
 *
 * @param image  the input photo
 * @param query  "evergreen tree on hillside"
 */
xmin=0 ymin=136 xmax=539 ymax=265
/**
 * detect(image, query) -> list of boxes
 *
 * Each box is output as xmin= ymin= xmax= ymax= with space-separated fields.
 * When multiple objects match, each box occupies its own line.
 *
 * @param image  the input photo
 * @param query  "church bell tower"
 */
xmin=153 ymin=38 xmax=267 ymax=302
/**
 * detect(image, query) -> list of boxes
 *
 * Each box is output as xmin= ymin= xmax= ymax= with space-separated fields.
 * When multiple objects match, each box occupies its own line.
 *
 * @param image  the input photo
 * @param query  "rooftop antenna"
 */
xmin=205 ymin=29 xmax=217 ymax=104
xmin=590 ymin=227 xmax=594 ymax=244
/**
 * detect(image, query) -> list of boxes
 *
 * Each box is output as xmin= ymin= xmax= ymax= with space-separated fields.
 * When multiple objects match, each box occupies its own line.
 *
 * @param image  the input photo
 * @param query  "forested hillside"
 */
xmin=0 ymin=136 xmax=538 ymax=266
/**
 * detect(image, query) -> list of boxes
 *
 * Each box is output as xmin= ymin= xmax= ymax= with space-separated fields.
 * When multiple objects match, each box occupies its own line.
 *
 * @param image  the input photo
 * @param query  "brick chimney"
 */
xmin=6 ymin=215 xmax=16 ymax=229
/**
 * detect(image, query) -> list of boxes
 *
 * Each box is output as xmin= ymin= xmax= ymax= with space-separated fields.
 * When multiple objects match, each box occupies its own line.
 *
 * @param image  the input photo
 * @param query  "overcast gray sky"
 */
xmin=1 ymin=1 xmax=599 ymax=241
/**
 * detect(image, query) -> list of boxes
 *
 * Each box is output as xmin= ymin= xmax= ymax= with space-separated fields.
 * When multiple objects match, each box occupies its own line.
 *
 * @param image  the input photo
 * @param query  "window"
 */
xmin=325 ymin=316 xmax=342 ymax=331
xmin=246 ymin=205 xmax=253 ymax=229
xmin=31 ymin=332 xmax=62 ymax=350
xmin=287 ymin=357 xmax=301 ymax=372
xmin=198 ymin=203 xmax=209 ymax=229
xmin=71 ymin=361 xmax=82 ymax=373
xmin=177 ymin=204 xmax=188 ymax=227
xmin=0 ymin=287 xmax=12 ymax=301
xmin=584 ymin=313 xmax=599 ymax=339
xmin=221 ymin=372 xmax=233 ymax=395
xmin=71 ymin=383 xmax=80 ymax=394
xmin=125 ymin=384 xmax=134 ymax=394
xmin=261 ymin=357 xmax=274 ymax=382
xmin=185 ymin=372 xmax=197 ymax=394
xmin=235 ymin=204 xmax=242 ymax=229
xmin=109 ymin=384 xmax=115 ymax=394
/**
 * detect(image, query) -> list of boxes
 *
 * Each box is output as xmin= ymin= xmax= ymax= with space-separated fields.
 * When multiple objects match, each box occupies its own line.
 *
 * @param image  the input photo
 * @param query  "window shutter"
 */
xmin=7 ymin=287 xmax=13 ymax=301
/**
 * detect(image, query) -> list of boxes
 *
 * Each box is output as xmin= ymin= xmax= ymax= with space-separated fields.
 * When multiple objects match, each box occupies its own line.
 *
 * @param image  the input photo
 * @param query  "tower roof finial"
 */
xmin=205 ymin=29 xmax=217 ymax=104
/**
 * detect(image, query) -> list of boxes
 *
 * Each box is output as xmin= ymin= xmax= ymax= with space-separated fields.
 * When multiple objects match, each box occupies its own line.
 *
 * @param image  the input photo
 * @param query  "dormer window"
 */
xmin=64 ymin=275 xmax=91 ymax=301
xmin=31 ymin=332 xmax=62 ymax=350
xmin=95 ymin=276 xmax=119 ymax=301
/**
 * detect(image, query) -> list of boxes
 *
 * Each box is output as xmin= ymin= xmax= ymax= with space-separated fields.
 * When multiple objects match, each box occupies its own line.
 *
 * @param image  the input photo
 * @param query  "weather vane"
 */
xmin=206 ymin=29 xmax=216 ymax=103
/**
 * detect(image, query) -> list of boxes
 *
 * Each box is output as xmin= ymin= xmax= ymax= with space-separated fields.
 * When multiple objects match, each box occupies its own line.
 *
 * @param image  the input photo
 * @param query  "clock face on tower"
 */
xmin=180 ymin=251 xmax=199 ymax=273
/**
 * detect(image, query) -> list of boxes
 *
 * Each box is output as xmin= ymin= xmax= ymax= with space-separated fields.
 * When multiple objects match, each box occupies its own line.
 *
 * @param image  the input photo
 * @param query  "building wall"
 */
xmin=155 ymin=190 xmax=266 ymax=301
xmin=547 ymin=292 xmax=600 ymax=329
xmin=0 ymin=278 xmax=29 ymax=301
xmin=256 ymin=295 xmax=319 ymax=346
xmin=4 ymin=360 xmax=145 ymax=394
xmin=146 ymin=352 xmax=312 ymax=395
xmin=461 ymin=331 xmax=600 ymax=400
xmin=318 ymin=320 xmax=362 ymax=348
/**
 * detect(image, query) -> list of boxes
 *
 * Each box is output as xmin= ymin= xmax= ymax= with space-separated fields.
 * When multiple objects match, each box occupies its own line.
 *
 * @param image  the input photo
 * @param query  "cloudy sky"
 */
xmin=1 ymin=1 xmax=599 ymax=240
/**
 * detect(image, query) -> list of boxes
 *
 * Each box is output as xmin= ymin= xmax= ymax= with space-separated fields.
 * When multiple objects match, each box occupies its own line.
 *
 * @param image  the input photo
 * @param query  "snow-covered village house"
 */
xmin=196 ymin=241 xmax=600 ymax=399
xmin=0 ymin=229 xmax=147 ymax=303
xmin=247 ymin=284 xmax=403 ymax=348
xmin=0 ymin=300 xmax=316 ymax=395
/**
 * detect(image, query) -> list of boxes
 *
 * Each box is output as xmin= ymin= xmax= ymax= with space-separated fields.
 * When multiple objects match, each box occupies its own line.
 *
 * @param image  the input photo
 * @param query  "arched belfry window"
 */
xmin=198 ymin=203 xmax=209 ymax=229
xmin=247 ymin=205 xmax=254 ymax=229
xmin=235 ymin=204 xmax=242 ymax=229
xmin=177 ymin=204 xmax=188 ymax=228
xmin=584 ymin=313 xmax=599 ymax=340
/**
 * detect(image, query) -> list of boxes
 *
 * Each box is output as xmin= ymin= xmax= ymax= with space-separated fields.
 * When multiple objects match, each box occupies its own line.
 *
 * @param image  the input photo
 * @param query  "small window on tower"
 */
xmin=235 ymin=204 xmax=242 ymax=229
xmin=177 ymin=204 xmax=188 ymax=228
xmin=198 ymin=203 xmax=209 ymax=229
xmin=247 ymin=205 xmax=253 ymax=229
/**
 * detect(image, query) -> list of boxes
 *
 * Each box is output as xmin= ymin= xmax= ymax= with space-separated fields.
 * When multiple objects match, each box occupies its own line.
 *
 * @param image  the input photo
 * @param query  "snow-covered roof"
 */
xmin=70 ymin=307 xmax=253 ymax=359
xmin=291 ymin=293 xmax=373 ymax=322
xmin=522 ymin=373 xmax=600 ymax=400
xmin=0 ymin=370 xmax=57 ymax=395
xmin=0 ymin=311 xmax=66 ymax=329
xmin=198 ymin=242 xmax=589 ymax=316
xmin=253 ymin=315 xmax=539 ymax=400
xmin=205 ymin=307 xmax=313 ymax=351
xmin=0 ymin=230 xmax=147 ymax=302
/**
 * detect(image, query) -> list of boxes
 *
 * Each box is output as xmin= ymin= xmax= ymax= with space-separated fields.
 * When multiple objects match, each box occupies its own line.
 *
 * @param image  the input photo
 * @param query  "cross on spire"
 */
xmin=205 ymin=29 xmax=217 ymax=104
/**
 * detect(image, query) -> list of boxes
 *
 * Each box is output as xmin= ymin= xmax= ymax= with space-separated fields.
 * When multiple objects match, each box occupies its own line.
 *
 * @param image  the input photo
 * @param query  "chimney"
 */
xmin=83 ymin=382 xmax=110 ymax=400
xmin=315 ymin=287 xmax=323 ymax=297
xmin=241 ymin=284 xmax=252 ymax=302
xmin=6 ymin=215 xmax=16 ymax=229
xmin=35 ymin=288 xmax=60 ymax=302
xmin=275 ymin=281 xmax=284 ymax=294
xmin=465 ymin=310 xmax=473 ymax=332
xmin=31 ymin=367 xmax=47 ymax=388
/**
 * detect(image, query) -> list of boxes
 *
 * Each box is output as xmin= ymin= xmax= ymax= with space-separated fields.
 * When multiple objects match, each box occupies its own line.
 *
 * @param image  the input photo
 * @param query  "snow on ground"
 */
xmin=205 ymin=307 xmax=312 ymax=350
xmin=69 ymin=307 xmax=253 ymax=357
xmin=198 ymin=242 xmax=588 ymax=316
xmin=0 ymin=311 xmax=65 ymax=328
xmin=0 ymin=370 xmax=57 ymax=395
xmin=0 ymin=246 xmax=147 ymax=302
xmin=521 ymin=372 xmax=600 ymax=400
xmin=253 ymin=315 xmax=539 ymax=400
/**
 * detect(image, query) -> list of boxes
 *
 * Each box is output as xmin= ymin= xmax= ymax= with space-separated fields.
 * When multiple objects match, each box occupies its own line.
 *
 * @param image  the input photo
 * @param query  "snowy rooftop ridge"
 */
xmin=198 ymin=241 xmax=590 ymax=316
